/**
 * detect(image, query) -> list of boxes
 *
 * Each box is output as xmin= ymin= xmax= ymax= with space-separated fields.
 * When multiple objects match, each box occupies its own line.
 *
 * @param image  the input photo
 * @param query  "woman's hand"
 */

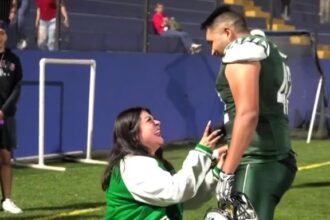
xmin=199 ymin=121 xmax=222 ymax=149
xmin=216 ymin=145 xmax=228 ymax=168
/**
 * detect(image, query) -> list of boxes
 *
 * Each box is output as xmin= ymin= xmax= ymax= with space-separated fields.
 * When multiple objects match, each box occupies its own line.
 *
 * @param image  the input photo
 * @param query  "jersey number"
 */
xmin=277 ymin=61 xmax=292 ymax=115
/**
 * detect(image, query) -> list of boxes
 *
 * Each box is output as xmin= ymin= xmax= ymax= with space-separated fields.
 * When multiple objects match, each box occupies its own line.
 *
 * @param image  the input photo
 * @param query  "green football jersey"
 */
xmin=216 ymin=34 xmax=292 ymax=164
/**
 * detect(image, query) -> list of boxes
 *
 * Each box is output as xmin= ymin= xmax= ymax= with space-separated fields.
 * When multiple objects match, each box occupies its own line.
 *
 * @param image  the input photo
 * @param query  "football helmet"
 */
xmin=204 ymin=192 xmax=258 ymax=220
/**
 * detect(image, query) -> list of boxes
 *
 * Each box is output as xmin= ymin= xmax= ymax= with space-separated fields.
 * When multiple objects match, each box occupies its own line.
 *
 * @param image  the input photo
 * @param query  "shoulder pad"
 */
xmin=222 ymin=36 xmax=270 ymax=63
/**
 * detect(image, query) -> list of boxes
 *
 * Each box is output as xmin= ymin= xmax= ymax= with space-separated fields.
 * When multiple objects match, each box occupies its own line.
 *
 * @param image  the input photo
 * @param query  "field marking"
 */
xmin=34 ymin=206 xmax=103 ymax=220
xmin=298 ymin=161 xmax=330 ymax=171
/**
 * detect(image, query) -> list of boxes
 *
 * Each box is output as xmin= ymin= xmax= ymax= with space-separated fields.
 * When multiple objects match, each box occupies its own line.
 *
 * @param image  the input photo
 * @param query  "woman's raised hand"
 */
xmin=199 ymin=121 xmax=222 ymax=149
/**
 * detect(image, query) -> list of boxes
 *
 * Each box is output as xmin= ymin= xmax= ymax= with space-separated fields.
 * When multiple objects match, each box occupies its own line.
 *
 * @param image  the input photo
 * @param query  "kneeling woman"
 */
xmin=102 ymin=107 xmax=225 ymax=220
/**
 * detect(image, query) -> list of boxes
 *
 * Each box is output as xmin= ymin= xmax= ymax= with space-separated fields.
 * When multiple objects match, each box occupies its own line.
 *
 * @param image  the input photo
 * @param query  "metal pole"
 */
xmin=314 ymin=0 xmax=320 ymax=45
xmin=39 ymin=59 xmax=46 ymax=166
xmin=86 ymin=61 xmax=96 ymax=160
xmin=54 ymin=0 xmax=61 ymax=50
xmin=307 ymin=77 xmax=323 ymax=143
xmin=38 ymin=58 xmax=66 ymax=171
xmin=37 ymin=58 xmax=106 ymax=165
xmin=143 ymin=0 xmax=150 ymax=53
xmin=269 ymin=0 xmax=274 ymax=30
xmin=36 ymin=58 xmax=103 ymax=171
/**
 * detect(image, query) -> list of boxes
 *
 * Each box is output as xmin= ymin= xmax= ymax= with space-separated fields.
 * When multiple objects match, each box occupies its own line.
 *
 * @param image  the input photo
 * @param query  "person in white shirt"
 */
xmin=102 ymin=107 xmax=227 ymax=220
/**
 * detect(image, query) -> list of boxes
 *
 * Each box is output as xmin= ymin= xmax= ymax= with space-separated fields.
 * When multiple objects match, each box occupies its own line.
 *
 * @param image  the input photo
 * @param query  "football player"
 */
xmin=201 ymin=6 xmax=297 ymax=220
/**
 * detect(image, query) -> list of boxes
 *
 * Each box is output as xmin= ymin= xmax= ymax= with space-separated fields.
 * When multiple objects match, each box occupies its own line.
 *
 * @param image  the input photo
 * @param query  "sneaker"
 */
xmin=281 ymin=13 xmax=290 ymax=21
xmin=2 ymin=199 xmax=23 ymax=214
xmin=190 ymin=43 xmax=202 ymax=54
xmin=17 ymin=39 xmax=28 ymax=50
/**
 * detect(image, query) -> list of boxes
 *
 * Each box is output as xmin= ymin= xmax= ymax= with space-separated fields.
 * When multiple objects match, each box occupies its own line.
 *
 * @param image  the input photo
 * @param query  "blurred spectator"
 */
xmin=281 ymin=0 xmax=291 ymax=21
xmin=16 ymin=0 xmax=30 ymax=50
xmin=152 ymin=3 xmax=201 ymax=54
xmin=35 ymin=0 xmax=69 ymax=51
xmin=320 ymin=0 xmax=330 ymax=24
xmin=0 ymin=0 xmax=17 ymax=25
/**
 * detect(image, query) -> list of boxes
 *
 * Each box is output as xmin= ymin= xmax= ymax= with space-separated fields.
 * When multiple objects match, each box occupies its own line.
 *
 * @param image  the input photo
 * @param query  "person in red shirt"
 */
xmin=35 ymin=0 xmax=69 ymax=51
xmin=152 ymin=4 xmax=167 ymax=35
xmin=152 ymin=3 xmax=201 ymax=54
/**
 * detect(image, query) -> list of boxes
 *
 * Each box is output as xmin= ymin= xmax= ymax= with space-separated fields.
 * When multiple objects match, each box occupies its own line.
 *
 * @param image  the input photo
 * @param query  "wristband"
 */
xmin=195 ymin=143 xmax=213 ymax=157
xmin=212 ymin=166 xmax=221 ymax=179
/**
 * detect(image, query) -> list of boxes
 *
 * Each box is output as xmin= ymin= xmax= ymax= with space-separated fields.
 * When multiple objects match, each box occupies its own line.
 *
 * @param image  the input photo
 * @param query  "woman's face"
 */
xmin=138 ymin=110 xmax=164 ymax=155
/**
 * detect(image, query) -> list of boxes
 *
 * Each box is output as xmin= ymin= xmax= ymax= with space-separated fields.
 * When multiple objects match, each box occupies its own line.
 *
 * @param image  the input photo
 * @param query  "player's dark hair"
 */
xmin=102 ymin=107 xmax=173 ymax=191
xmin=201 ymin=5 xmax=248 ymax=33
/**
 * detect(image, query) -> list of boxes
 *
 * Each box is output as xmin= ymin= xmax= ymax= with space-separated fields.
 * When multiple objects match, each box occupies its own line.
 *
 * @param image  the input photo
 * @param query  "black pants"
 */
xmin=0 ymin=117 xmax=17 ymax=150
xmin=281 ymin=0 xmax=291 ymax=15
xmin=161 ymin=30 xmax=193 ymax=52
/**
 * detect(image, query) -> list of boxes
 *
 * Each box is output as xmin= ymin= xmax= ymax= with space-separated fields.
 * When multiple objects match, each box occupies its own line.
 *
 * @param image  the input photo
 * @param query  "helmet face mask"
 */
xmin=204 ymin=208 xmax=231 ymax=220
xmin=204 ymin=192 xmax=258 ymax=220
xmin=231 ymin=193 xmax=258 ymax=220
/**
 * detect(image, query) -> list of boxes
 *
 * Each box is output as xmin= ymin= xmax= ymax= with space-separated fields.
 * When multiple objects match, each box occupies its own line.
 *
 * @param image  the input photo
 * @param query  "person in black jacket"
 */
xmin=0 ymin=21 xmax=23 ymax=214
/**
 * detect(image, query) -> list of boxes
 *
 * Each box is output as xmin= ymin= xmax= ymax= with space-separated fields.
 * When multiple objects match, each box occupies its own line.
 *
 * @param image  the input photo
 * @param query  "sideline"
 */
xmin=34 ymin=207 xmax=103 ymax=220
xmin=298 ymin=161 xmax=330 ymax=171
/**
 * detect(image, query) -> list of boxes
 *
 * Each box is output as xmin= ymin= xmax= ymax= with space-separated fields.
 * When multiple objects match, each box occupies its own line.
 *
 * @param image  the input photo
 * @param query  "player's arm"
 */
xmin=222 ymin=61 xmax=260 ymax=174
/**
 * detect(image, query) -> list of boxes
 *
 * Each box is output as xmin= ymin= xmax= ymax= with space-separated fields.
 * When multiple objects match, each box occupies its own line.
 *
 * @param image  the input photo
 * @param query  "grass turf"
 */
xmin=0 ymin=140 xmax=330 ymax=219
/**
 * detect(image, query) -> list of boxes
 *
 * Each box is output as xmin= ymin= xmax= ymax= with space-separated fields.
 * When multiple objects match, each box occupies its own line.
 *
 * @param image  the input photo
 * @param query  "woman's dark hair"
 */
xmin=101 ymin=107 xmax=174 ymax=191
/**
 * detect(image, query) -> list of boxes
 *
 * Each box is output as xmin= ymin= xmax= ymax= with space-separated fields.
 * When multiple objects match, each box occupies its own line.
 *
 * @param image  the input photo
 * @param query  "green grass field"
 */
xmin=1 ymin=140 xmax=330 ymax=220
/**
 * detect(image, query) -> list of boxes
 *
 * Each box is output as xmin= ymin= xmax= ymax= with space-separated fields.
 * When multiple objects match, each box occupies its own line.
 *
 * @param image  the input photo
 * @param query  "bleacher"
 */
xmin=21 ymin=0 xmax=215 ymax=52
xmin=14 ymin=0 xmax=330 ymax=58
xmin=223 ymin=0 xmax=330 ymax=58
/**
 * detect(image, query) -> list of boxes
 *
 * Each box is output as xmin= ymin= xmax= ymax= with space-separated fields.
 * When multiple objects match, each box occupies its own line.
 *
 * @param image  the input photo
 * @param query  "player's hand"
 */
xmin=199 ymin=121 xmax=222 ymax=150
xmin=216 ymin=171 xmax=235 ymax=201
